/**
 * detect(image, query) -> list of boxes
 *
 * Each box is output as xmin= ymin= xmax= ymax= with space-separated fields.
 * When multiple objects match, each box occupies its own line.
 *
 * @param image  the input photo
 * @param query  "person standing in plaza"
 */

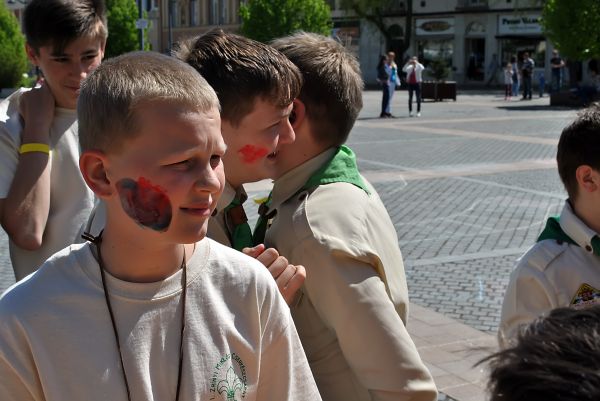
xmin=376 ymin=54 xmax=391 ymax=118
xmin=550 ymin=49 xmax=565 ymax=93
xmin=521 ymin=52 xmax=535 ymax=100
xmin=385 ymin=51 xmax=399 ymax=117
xmin=503 ymin=62 xmax=513 ymax=101
xmin=403 ymin=56 xmax=424 ymax=117
xmin=0 ymin=0 xmax=105 ymax=280
xmin=266 ymin=32 xmax=437 ymax=401
xmin=510 ymin=56 xmax=520 ymax=97
xmin=486 ymin=53 xmax=500 ymax=87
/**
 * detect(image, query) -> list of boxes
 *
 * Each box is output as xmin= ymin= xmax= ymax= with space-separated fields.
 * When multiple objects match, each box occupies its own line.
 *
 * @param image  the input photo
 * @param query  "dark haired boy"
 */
xmin=486 ymin=306 xmax=600 ymax=401
xmin=500 ymin=105 xmax=600 ymax=346
xmin=260 ymin=32 xmax=437 ymax=401
xmin=174 ymin=30 xmax=306 ymax=304
xmin=0 ymin=0 xmax=106 ymax=279
xmin=0 ymin=51 xmax=321 ymax=400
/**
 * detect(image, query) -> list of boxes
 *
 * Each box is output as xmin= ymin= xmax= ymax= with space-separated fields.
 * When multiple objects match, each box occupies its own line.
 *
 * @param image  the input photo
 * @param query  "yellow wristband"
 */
xmin=19 ymin=143 xmax=51 ymax=155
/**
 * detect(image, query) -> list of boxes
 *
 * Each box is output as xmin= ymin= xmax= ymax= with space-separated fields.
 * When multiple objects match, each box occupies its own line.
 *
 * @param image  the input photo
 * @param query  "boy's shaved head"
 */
xmin=173 ymin=29 xmax=302 ymax=126
xmin=78 ymin=51 xmax=219 ymax=153
xmin=24 ymin=0 xmax=107 ymax=53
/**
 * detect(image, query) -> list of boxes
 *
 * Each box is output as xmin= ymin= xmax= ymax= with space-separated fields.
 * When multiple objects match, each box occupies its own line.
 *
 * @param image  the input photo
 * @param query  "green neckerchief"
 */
xmin=224 ymin=197 xmax=253 ymax=251
xmin=538 ymin=216 xmax=600 ymax=256
xmin=253 ymin=145 xmax=369 ymax=245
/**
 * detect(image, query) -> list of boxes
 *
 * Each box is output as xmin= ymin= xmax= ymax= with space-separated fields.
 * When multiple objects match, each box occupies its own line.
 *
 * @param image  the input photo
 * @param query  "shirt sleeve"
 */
xmin=0 ymin=120 xmax=20 ymax=199
xmin=255 ymin=284 xmax=322 ymax=401
xmin=498 ymin=259 xmax=557 ymax=348
xmin=293 ymin=238 xmax=437 ymax=401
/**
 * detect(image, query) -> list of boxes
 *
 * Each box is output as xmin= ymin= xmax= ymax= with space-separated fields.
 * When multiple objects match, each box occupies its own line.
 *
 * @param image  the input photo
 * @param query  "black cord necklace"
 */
xmin=84 ymin=232 xmax=187 ymax=401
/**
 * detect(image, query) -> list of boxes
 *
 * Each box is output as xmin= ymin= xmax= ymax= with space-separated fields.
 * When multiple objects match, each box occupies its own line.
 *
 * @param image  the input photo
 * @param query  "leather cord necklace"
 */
xmin=83 ymin=232 xmax=187 ymax=401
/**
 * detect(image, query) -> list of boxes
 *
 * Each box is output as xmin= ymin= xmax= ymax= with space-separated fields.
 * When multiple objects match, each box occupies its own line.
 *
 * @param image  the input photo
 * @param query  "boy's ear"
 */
xmin=25 ymin=44 xmax=39 ymax=65
xmin=290 ymin=99 xmax=306 ymax=130
xmin=575 ymin=165 xmax=600 ymax=194
xmin=79 ymin=150 xmax=113 ymax=198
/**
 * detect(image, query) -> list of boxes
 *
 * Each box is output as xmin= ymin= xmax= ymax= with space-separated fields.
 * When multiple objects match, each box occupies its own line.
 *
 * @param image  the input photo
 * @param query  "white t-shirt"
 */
xmin=0 ymin=89 xmax=94 ymax=279
xmin=0 ymin=238 xmax=321 ymax=401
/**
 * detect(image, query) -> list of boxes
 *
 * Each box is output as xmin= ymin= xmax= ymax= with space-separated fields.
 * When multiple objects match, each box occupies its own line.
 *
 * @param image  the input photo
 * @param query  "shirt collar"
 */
xmin=560 ymin=201 xmax=600 ymax=254
xmin=216 ymin=181 xmax=246 ymax=213
xmin=269 ymin=148 xmax=337 ymax=212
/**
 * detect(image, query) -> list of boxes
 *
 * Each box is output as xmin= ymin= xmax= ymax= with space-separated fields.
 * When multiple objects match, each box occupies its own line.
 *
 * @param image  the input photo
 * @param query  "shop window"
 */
xmin=190 ymin=0 xmax=199 ymax=26
xmin=465 ymin=38 xmax=485 ymax=80
xmin=417 ymin=39 xmax=454 ymax=76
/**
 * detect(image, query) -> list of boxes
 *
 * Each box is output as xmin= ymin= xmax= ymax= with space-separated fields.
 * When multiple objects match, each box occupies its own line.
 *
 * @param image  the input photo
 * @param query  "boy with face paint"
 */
xmin=0 ymin=51 xmax=321 ymax=400
xmin=174 ymin=30 xmax=306 ymax=305
xmin=0 ymin=0 xmax=106 ymax=280
xmin=259 ymin=32 xmax=437 ymax=401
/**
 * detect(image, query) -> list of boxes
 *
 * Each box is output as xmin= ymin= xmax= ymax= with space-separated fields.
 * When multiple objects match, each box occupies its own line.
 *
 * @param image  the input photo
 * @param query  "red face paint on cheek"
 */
xmin=238 ymin=145 xmax=269 ymax=164
xmin=116 ymin=177 xmax=172 ymax=232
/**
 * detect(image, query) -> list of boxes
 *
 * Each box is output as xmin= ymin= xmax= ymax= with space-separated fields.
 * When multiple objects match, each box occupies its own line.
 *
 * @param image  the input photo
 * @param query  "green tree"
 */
xmin=105 ymin=0 xmax=150 ymax=58
xmin=240 ymin=0 xmax=332 ymax=43
xmin=542 ymin=0 xmax=600 ymax=60
xmin=0 ymin=3 xmax=28 ymax=89
xmin=340 ymin=0 xmax=413 ymax=58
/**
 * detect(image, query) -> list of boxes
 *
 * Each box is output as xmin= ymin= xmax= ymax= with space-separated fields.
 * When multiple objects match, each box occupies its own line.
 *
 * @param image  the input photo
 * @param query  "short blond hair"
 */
xmin=271 ymin=32 xmax=363 ymax=146
xmin=78 ymin=51 xmax=219 ymax=152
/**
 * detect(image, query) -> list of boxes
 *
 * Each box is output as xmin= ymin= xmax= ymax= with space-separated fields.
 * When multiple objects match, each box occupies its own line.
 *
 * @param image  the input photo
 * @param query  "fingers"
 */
xmin=278 ymin=265 xmax=306 ymax=306
xmin=242 ymin=244 xmax=266 ymax=259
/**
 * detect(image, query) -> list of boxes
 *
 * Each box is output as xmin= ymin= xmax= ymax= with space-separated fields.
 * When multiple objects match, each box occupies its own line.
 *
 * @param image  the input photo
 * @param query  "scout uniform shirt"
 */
xmin=258 ymin=146 xmax=437 ymax=401
xmin=207 ymin=181 xmax=253 ymax=251
xmin=499 ymin=200 xmax=600 ymax=346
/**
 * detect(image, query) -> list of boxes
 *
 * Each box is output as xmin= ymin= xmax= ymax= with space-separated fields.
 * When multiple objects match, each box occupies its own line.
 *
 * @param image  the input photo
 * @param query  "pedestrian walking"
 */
xmin=386 ymin=51 xmax=399 ymax=117
xmin=486 ymin=54 xmax=500 ymax=86
xmin=510 ymin=56 xmax=520 ymax=97
xmin=403 ymin=56 xmax=424 ymax=117
xmin=521 ymin=52 xmax=534 ymax=100
xmin=376 ymin=54 xmax=391 ymax=118
xmin=550 ymin=49 xmax=565 ymax=93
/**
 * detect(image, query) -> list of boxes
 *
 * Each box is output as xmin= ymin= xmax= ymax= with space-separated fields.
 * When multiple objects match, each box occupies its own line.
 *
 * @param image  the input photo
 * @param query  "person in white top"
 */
xmin=0 ymin=51 xmax=321 ymax=401
xmin=0 ymin=0 xmax=105 ymax=280
xmin=499 ymin=106 xmax=600 ymax=347
xmin=402 ymin=56 xmax=425 ymax=117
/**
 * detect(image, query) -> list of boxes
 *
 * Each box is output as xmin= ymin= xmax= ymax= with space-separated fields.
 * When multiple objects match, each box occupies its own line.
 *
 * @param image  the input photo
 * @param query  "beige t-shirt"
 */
xmin=499 ymin=201 xmax=600 ymax=347
xmin=0 ymin=89 xmax=94 ymax=279
xmin=263 ymin=149 xmax=437 ymax=401
xmin=0 ymin=239 xmax=321 ymax=401
xmin=207 ymin=181 xmax=239 ymax=248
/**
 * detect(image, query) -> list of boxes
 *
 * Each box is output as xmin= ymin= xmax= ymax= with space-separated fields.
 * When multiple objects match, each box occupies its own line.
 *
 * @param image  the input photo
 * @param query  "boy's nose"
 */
xmin=194 ymin=165 xmax=223 ymax=193
xmin=279 ymin=120 xmax=295 ymax=145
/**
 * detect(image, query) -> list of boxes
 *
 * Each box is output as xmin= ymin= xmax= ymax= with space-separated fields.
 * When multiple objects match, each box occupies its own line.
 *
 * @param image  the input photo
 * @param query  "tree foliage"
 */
xmin=240 ymin=0 xmax=332 ymax=43
xmin=542 ymin=0 xmax=600 ymax=60
xmin=340 ymin=0 xmax=412 ymax=58
xmin=105 ymin=0 xmax=149 ymax=58
xmin=0 ymin=3 xmax=28 ymax=89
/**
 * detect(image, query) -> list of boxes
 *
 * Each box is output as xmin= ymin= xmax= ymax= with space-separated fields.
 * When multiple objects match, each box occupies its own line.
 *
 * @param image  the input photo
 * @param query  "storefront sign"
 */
xmin=416 ymin=18 xmax=454 ymax=36
xmin=498 ymin=14 xmax=542 ymax=35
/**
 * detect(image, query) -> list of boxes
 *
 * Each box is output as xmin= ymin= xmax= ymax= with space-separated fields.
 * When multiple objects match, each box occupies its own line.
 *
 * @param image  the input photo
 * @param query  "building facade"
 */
xmin=329 ymin=0 xmax=554 ymax=86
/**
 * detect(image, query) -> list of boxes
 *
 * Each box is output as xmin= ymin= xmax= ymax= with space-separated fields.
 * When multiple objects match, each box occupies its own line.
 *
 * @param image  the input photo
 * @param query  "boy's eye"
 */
xmin=167 ymin=160 xmax=192 ymax=170
xmin=52 ymin=57 xmax=69 ymax=63
xmin=210 ymin=155 xmax=222 ymax=168
xmin=83 ymin=53 xmax=98 ymax=61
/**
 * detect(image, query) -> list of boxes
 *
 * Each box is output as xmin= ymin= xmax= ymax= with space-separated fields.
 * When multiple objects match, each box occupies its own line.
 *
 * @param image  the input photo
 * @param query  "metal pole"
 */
xmin=137 ymin=0 xmax=145 ymax=50
xmin=168 ymin=0 xmax=173 ymax=52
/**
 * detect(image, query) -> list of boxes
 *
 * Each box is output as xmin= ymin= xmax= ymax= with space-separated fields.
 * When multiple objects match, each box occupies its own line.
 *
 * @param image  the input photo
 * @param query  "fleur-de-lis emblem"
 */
xmin=217 ymin=367 xmax=243 ymax=401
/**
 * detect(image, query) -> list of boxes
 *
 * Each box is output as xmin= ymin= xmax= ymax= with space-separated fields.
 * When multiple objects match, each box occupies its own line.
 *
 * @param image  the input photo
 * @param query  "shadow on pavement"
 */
xmin=496 ymin=104 xmax=576 ymax=112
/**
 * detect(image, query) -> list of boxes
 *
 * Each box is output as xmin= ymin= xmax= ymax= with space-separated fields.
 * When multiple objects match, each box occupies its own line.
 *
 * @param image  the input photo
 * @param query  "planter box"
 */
xmin=421 ymin=81 xmax=457 ymax=101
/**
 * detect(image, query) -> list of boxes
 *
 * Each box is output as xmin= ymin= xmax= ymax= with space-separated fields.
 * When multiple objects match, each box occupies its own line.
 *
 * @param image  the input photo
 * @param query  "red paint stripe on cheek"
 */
xmin=238 ymin=145 xmax=269 ymax=164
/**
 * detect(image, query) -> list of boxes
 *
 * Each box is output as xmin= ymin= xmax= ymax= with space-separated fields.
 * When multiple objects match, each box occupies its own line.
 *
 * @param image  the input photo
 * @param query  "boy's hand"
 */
xmin=243 ymin=245 xmax=306 ymax=306
xmin=19 ymin=84 xmax=55 ymax=143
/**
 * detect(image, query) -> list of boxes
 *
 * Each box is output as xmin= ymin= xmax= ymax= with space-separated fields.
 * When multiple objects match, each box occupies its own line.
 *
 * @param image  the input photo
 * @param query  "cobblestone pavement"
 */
xmin=0 ymin=91 xmax=576 ymax=337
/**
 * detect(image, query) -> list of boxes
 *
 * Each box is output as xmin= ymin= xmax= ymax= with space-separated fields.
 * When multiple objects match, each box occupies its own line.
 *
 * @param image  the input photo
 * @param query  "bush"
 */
xmin=240 ymin=0 xmax=332 ymax=43
xmin=0 ymin=3 xmax=28 ymax=89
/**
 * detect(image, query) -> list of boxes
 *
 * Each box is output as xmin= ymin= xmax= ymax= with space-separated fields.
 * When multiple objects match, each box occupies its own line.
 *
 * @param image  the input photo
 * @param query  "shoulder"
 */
xmin=0 ymin=243 xmax=89 ymax=320
xmin=0 ymin=89 xmax=27 ymax=142
xmin=514 ymin=239 xmax=569 ymax=273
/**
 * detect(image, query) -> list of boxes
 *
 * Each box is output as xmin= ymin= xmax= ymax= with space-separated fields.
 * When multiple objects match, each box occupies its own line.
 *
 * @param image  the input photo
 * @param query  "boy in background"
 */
xmin=261 ymin=32 xmax=437 ymax=401
xmin=0 ymin=0 xmax=106 ymax=279
xmin=500 ymin=106 xmax=600 ymax=346
xmin=0 ymin=51 xmax=320 ymax=400
xmin=174 ymin=30 xmax=306 ymax=304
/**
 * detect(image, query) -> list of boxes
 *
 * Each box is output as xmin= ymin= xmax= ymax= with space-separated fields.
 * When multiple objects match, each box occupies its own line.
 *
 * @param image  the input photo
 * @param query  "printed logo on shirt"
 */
xmin=209 ymin=353 xmax=248 ymax=400
xmin=570 ymin=283 xmax=600 ymax=310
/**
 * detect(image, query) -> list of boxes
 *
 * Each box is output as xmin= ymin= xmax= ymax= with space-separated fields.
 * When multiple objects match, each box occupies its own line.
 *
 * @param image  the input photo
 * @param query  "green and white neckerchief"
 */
xmin=253 ymin=145 xmax=369 ymax=245
xmin=224 ymin=195 xmax=253 ymax=251
xmin=537 ymin=216 xmax=600 ymax=256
